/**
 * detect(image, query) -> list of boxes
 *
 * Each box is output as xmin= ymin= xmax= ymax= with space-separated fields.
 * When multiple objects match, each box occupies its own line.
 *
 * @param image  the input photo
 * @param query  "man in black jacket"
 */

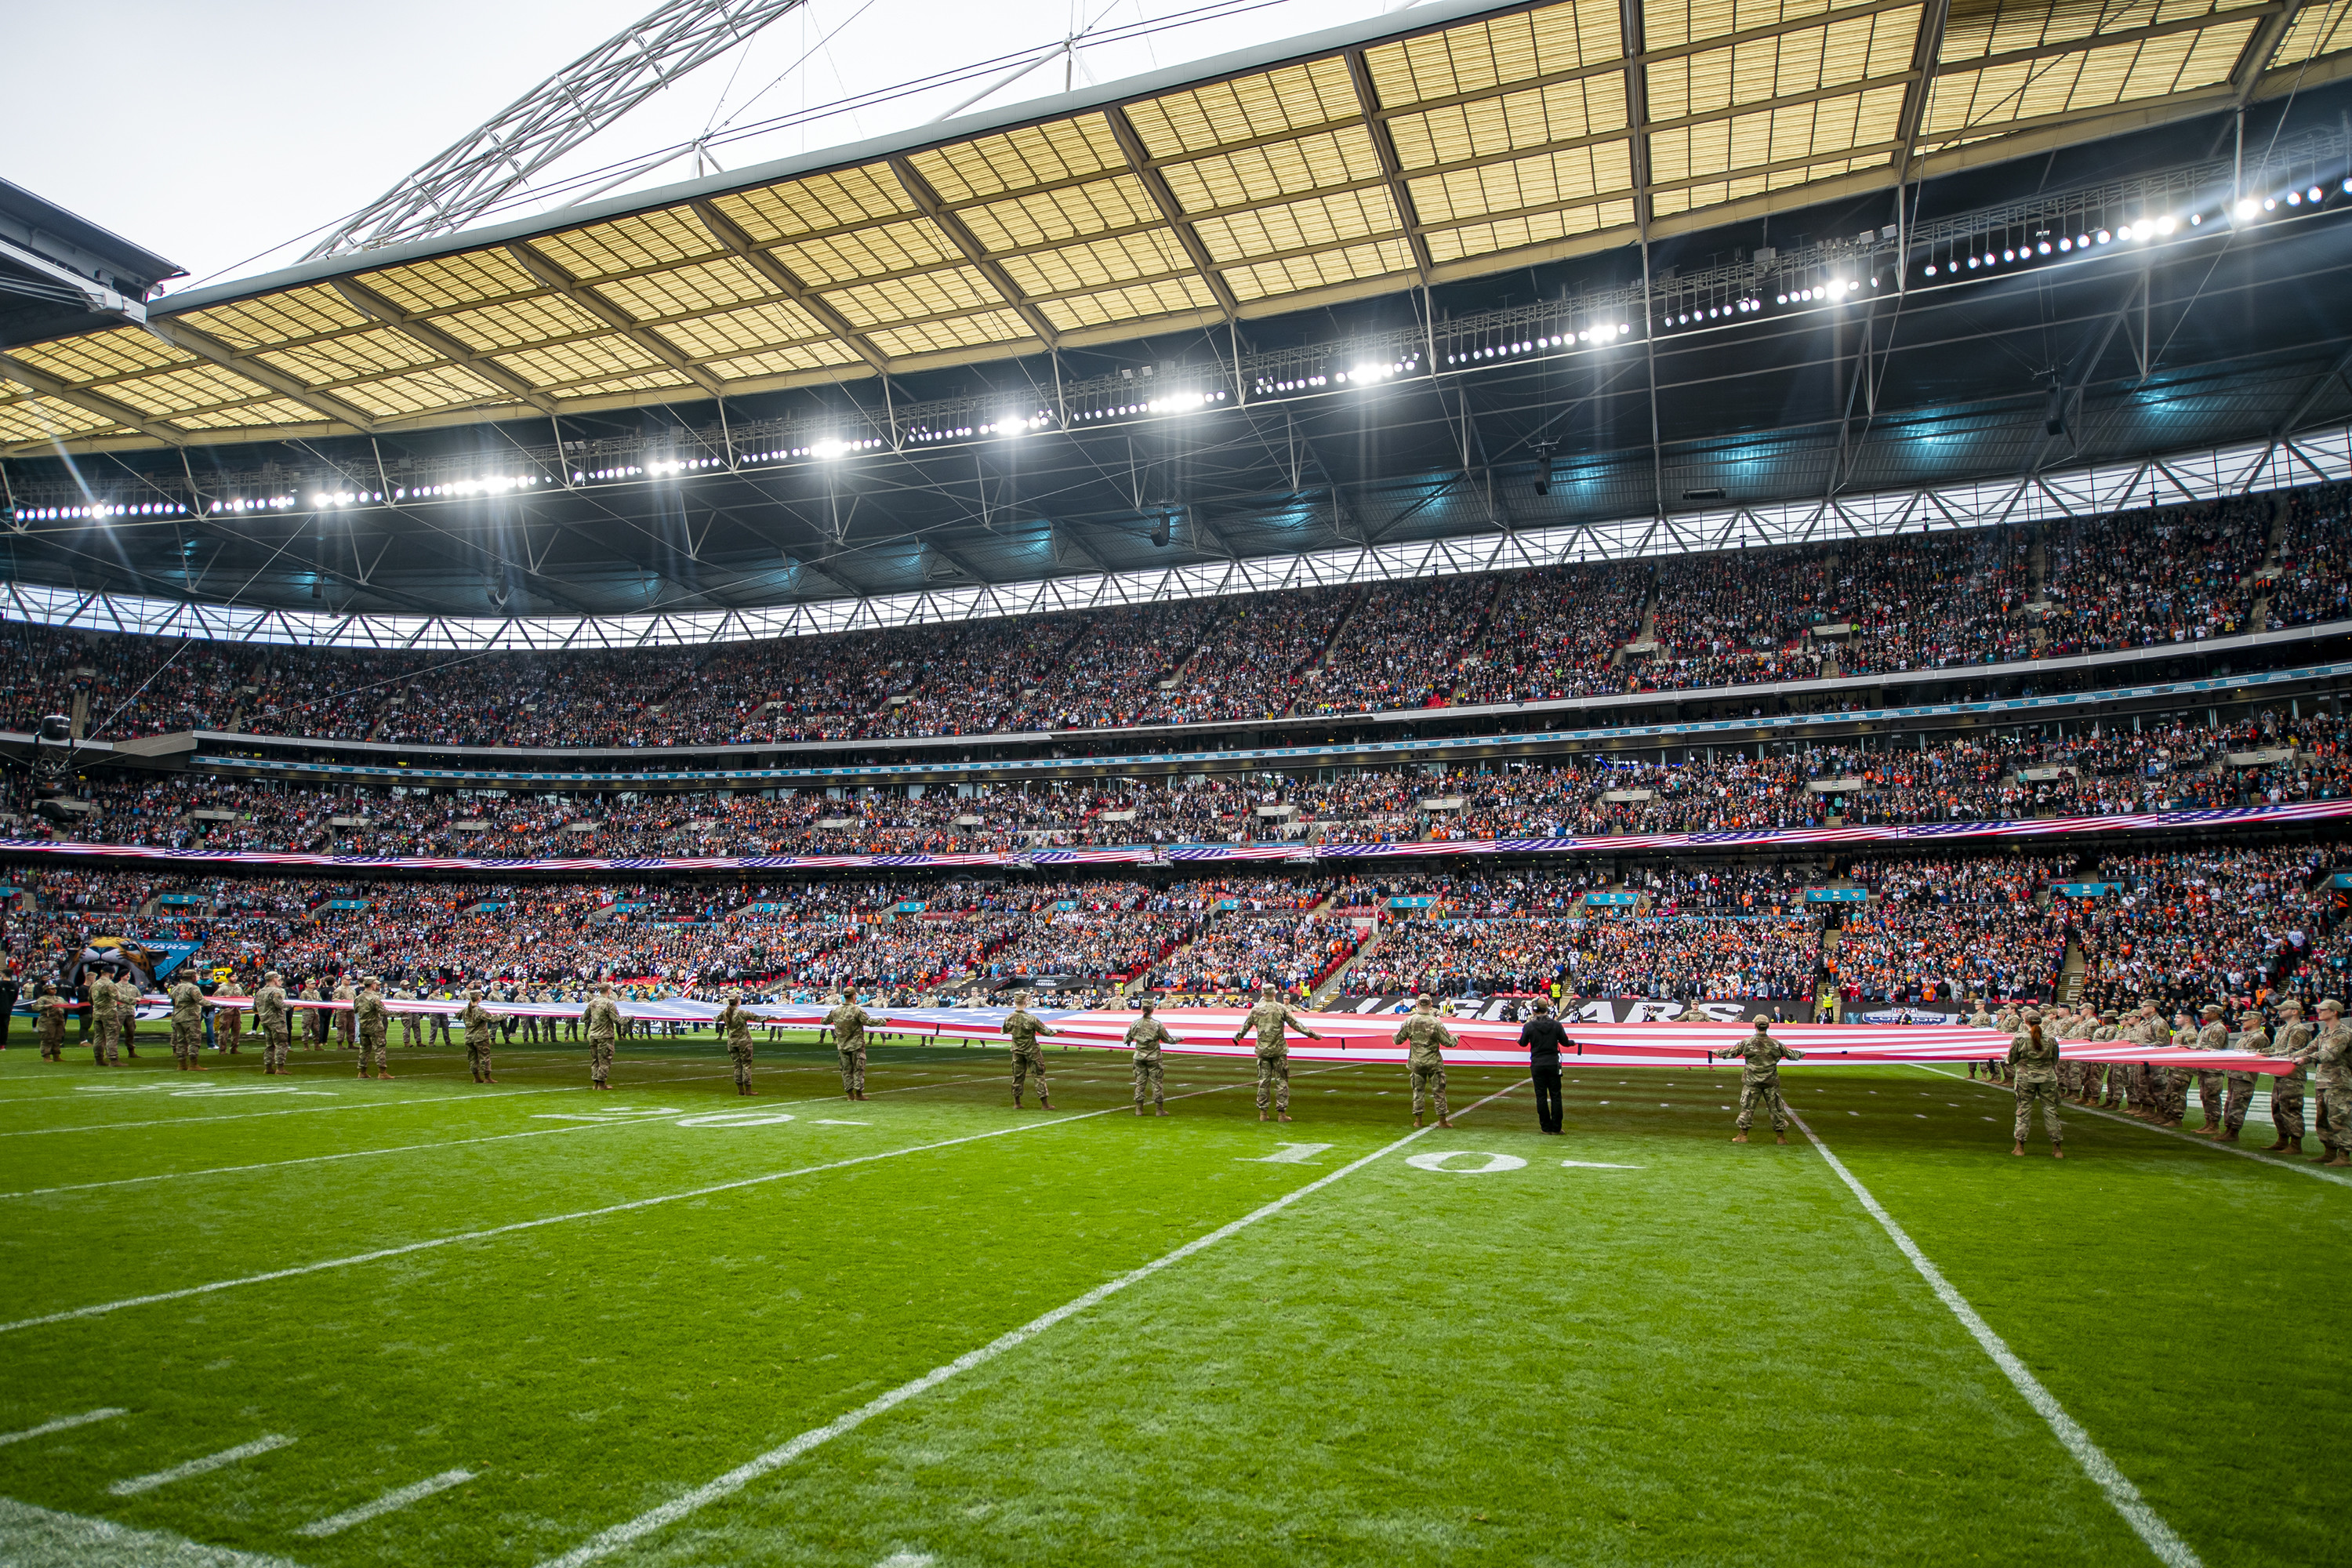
xmin=1519 ymin=1000 xmax=1569 ymax=1134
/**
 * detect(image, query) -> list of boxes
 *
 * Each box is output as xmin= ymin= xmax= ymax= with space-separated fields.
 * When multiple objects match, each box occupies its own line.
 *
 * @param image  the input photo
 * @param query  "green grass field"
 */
xmin=0 ymin=1029 xmax=2341 ymax=1567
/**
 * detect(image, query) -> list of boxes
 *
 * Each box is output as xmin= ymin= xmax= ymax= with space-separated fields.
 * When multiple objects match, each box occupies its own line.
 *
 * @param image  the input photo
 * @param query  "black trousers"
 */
xmin=1530 ymin=1062 xmax=1563 ymax=1133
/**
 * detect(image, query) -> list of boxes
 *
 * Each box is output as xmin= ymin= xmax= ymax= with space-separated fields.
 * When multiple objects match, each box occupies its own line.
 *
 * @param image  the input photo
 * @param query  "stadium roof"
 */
xmin=5 ymin=0 xmax=2347 ymax=453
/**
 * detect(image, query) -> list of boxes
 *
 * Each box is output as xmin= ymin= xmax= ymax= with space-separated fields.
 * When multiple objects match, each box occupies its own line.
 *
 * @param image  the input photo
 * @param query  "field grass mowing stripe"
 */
xmin=0 ymin=1495 xmax=304 ymax=1567
xmin=537 ymin=1078 xmax=1515 ymax=1568
xmin=294 ymin=1468 xmax=476 ymax=1537
xmin=0 ymin=1408 xmax=125 ymax=1446
xmin=0 ymin=1083 xmax=590 ymax=1138
xmin=1911 ymin=1065 xmax=2352 ymax=1190
xmin=0 ymin=1070 xmax=1298 ymax=1338
xmin=105 ymin=1434 xmax=296 ymax=1497
xmin=1788 ymin=1107 xmax=2199 ymax=1568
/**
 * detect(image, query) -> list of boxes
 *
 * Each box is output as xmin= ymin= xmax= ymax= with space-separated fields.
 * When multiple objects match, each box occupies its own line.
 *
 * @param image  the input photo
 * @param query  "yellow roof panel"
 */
xmin=1425 ymin=197 xmax=1639 ymax=261
xmin=771 ymin=217 xmax=964 ymax=288
xmin=1649 ymin=81 xmax=1907 ymax=183
xmin=10 ymin=327 xmax=194 ymax=385
xmin=1125 ymin=57 xmax=1363 ymax=160
xmin=1364 ymin=0 xmax=1624 ymax=107
xmin=97 ymin=364 xmax=277 ymax=419
xmin=2272 ymin=0 xmax=2352 ymax=64
xmin=709 ymin=162 xmax=917 ymax=245
xmin=821 ymin=267 xmax=1009 ymax=328
xmin=1036 ymin=276 xmax=1221 ymax=331
xmin=0 ymin=391 xmax=124 ymax=445
xmin=653 ymin=301 xmax=836 ymax=359
xmin=533 ymin=371 xmax=701 ymax=401
xmin=1923 ymin=20 xmax=2255 ymax=138
xmin=176 ymin=285 xmax=371 ymax=351
xmin=1385 ymin=76 xmax=1631 ymax=170
xmin=699 ymin=342 xmax=867 ymax=379
xmin=1643 ymin=0 xmax=1893 ymax=53
xmin=328 ymin=365 xmax=519 ymax=420
xmin=529 ymin=206 xmax=724 ymax=280
xmin=431 ymin=292 xmax=612 ymax=354
xmin=1408 ymin=143 xmax=1637 ymax=223
xmin=172 ymin=395 xmax=332 ymax=433
xmin=1936 ymin=0 xmax=2235 ymax=66
xmin=252 ymin=325 xmax=446 ymax=386
xmin=1157 ymin=127 xmax=1389 ymax=214
xmin=1645 ymin=5 xmax=1922 ymax=122
xmin=590 ymin=255 xmax=780 ymax=320
xmin=359 ymin=249 xmax=541 ymax=314
xmin=1223 ymin=238 xmax=1415 ymax=302
xmin=955 ymin=176 xmax=1166 ymax=252
xmin=1191 ymin=189 xmax=1405 ymax=264
xmin=492 ymin=336 xmax=670 ymax=387
xmin=909 ymin=114 xmax=1127 ymax=203
xmin=865 ymin=311 xmax=1037 ymax=358
xmin=996 ymin=230 xmax=1199 ymax=297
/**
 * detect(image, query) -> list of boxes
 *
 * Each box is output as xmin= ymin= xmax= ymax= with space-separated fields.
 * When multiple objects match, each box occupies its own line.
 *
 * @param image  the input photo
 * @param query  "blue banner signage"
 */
xmin=154 ymin=893 xmax=210 ymax=905
xmin=1584 ymin=891 xmax=1639 ymax=906
xmin=1214 ymin=898 xmax=1242 ymax=910
xmin=1052 ymin=899 xmax=1080 ymax=911
xmin=2055 ymin=882 xmax=2123 ymax=897
xmin=1802 ymin=887 xmax=1868 ymax=903
xmin=1388 ymin=895 xmax=1436 ymax=909
xmin=895 ymin=901 xmax=928 ymax=913
xmin=320 ymin=898 xmax=368 ymax=910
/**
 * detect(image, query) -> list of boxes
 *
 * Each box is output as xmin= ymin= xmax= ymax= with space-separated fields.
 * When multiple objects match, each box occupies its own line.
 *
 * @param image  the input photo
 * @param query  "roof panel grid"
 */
xmin=864 ymin=310 xmax=1036 ymax=358
xmin=1922 ymin=20 xmax=2256 ymax=137
xmin=995 ymin=229 xmax=1200 ymax=296
xmin=1190 ymin=187 xmax=1406 ymax=264
xmin=252 ymin=325 xmax=447 ymax=385
xmin=524 ymin=370 xmax=699 ymax=401
xmin=1156 ymin=125 xmax=1391 ymax=213
xmin=1642 ymin=0 xmax=1889 ymax=54
xmin=1036 ymin=274 xmax=1222 ymax=330
xmin=1221 ymin=237 xmax=1416 ymax=301
xmin=651 ymin=299 xmax=837 ymax=359
xmin=176 ymin=285 xmax=372 ymax=351
xmin=1125 ymin=56 xmax=1365 ymax=159
xmin=494 ymin=334 xmax=672 ymax=387
xmin=955 ymin=175 xmax=1169 ymax=252
xmin=1363 ymin=0 xmax=1624 ymax=106
xmin=8 ymin=326 xmax=194 ymax=384
xmin=433 ymin=291 xmax=615 ymax=353
xmin=706 ymin=163 xmax=916 ymax=245
xmin=589 ymin=254 xmax=782 ymax=320
xmin=96 ymin=362 xmax=285 ymax=419
xmin=1407 ymin=140 xmax=1637 ymax=223
xmin=821 ymin=265 xmax=1011 ymax=328
xmin=771 ymin=215 xmax=966 ymax=287
xmin=1644 ymin=4 xmax=1923 ymax=123
xmin=325 ymin=365 xmax=519 ymax=419
xmin=0 ymin=391 xmax=122 ymax=444
xmin=1936 ymin=0 xmax=2236 ymax=66
xmin=1648 ymin=79 xmax=1908 ymax=185
xmin=1423 ymin=195 xmax=1639 ymax=259
xmin=907 ymin=114 xmax=1128 ymax=203
xmin=2272 ymin=0 xmax=2352 ymax=64
xmin=527 ymin=205 xmax=725 ymax=280
xmin=1384 ymin=75 xmax=1632 ymax=170
xmin=170 ymin=394 xmax=333 ymax=432
xmin=698 ymin=341 xmax=866 ymax=380
xmin=359 ymin=249 xmax=542 ymax=314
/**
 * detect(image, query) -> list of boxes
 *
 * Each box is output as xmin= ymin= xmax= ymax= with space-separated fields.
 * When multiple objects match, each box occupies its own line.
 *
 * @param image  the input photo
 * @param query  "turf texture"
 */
xmin=0 ymin=1030 xmax=2340 ymax=1567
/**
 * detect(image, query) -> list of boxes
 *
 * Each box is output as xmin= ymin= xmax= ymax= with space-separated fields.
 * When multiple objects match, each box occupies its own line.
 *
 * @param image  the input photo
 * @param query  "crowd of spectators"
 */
xmin=2068 ymin=845 xmax=2341 ymax=1014
xmin=1831 ymin=856 xmax=2071 ymax=1006
xmin=1147 ymin=913 xmax=1361 ymax=996
xmin=1347 ymin=913 xmax=1819 ymax=999
xmin=15 ymin=482 xmax=2350 ymax=753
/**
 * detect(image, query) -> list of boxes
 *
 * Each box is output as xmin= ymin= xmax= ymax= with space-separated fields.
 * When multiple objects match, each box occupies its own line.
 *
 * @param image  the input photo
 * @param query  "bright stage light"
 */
xmin=2237 ymin=198 xmax=2258 ymax=219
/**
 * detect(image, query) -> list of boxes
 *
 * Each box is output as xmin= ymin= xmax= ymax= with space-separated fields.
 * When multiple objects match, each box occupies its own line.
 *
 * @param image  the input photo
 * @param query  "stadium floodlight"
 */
xmin=2156 ymin=216 xmax=2176 ymax=234
xmin=2311 ymin=187 xmax=2325 ymax=201
xmin=2236 ymin=198 xmax=2258 ymax=219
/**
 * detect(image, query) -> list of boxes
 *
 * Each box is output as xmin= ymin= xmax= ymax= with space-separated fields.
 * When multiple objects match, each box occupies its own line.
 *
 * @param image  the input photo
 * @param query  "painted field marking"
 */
xmin=1405 ymin=1150 xmax=1527 ymax=1174
xmin=107 ymin=1434 xmax=296 ymax=1497
xmin=811 ymin=1119 xmax=869 ymax=1126
xmin=0 ymin=1408 xmax=126 ymax=1446
xmin=0 ymin=1495 xmax=303 ymax=1566
xmin=539 ymin=1079 xmax=1516 ymax=1567
xmin=1790 ymin=1109 xmax=2198 ymax=1567
xmin=0 ymin=1070 xmax=1362 ymax=1338
xmin=0 ymin=1083 xmax=589 ymax=1138
xmin=1243 ymin=1142 xmax=1334 ymax=1164
xmin=1560 ymin=1160 xmax=1642 ymax=1170
xmin=296 ymin=1468 xmax=476 ymax=1537
xmin=1912 ymin=1065 xmax=2352 ymax=1191
xmin=677 ymin=1112 xmax=797 ymax=1128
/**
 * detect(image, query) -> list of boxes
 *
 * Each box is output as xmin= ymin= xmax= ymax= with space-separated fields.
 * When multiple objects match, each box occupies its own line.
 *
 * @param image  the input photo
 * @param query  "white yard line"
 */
xmin=0 ymin=1409 xmax=126 ymax=1446
xmin=107 ymin=1435 xmax=296 ymax=1497
xmin=1789 ymin=1108 xmax=2198 ymax=1568
xmin=0 ymin=1495 xmax=303 ymax=1567
xmin=0 ymin=1070 xmax=1355 ymax=1338
xmin=1911 ymin=1065 xmax=2352 ymax=1191
xmin=539 ymin=1080 xmax=1515 ymax=1568
xmin=296 ymin=1468 xmax=475 ymax=1537
xmin=0 ymin=1084 xmax=587 ymax=1138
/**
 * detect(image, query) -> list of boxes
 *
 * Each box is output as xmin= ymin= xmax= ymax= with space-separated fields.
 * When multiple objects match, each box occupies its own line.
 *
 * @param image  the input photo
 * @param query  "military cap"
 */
xmin=1415 ymin=993 xmax=1435 ymax=1005
xmin=2241 ymin=1008 xmax=2265 ymax=1023
xmin=2200 ymin=1004 xmax=2225 ymax=1018
xmin=2320 ymin=998 xmax=2343 ymax=1015
xmin=1750 ymin=1013 xmax=1773 ymax=1026
xmin=1137 ymin=996 xmax=1156 ymax=1009
xmin=2100 ymin=1008 xmax=2120 ymax=1020
xmin=2022 ymin=1008 xmax=2042 ymax=1024
xmin=2278 ymin=999 xmax=2304 ymax=1014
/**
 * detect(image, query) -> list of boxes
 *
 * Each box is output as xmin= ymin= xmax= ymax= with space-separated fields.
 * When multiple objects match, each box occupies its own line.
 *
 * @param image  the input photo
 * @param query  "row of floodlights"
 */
xmin=1922 ymin=183 xmax=2351 ymax=277
xmin=1444 ymin=326 xmax=1631 ymax=365
xmin=314 ymin=474 xmax=546 ymax=505
xmin=1070 ymin=388 xmax=1230 ymax=422
xmin=13 ymin=499 xmax=194 ymax=521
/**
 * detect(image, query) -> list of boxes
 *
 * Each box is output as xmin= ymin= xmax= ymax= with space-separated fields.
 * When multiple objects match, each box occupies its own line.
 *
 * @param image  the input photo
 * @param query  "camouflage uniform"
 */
xmin=1126 ymin=1011 xmax=1174 ymax=1112
xmin=89 ymin=975 xmax=120 ymax=1065
xmin=2299 ymin=1006 xmax=2352 ymax=1163
xmin=719 ymin=998 xmax=755 ymax=1092
xmin=2009 ymin=1021 xmax=2064 ymax=1146
xmin=1237 ymin=995 xmax=1319 ymax=1116
xmin=2221 ymin=1011 xmax=2265 ymax=1140
xmin=300 ymin=984 xmax=325 ymax=1051
xmin=398 ymin=989 xmax=423 ymax=1047
xmin=582 ymin=991 xmax=623 ymax=1087
xmin=354 ymin=985 xmax=390 ymax=1076
xmin=2047 ymin=1007 xmax=2079 ymax=1098
xmin=1722 ymin=1025 xmax=1803 ymax=1135
xmin=2193 ymin=1009 xmax=2231 ymax=1135
xmin=2161 ymin=1018 xmax=2199 ymax=1125
xmin=255 ymin=980 xmax=291 ymax=1071
xmin=169 ymin=978 xmax=205 ymax=1066
xmin=1393 ymin=1007 xmax=1455 ymax=1123
xmin=461 ymin=998 xmax=498 ymax=1081
xmin=117 ymin=980 xmax=140 ymax=1059
xmin=217 ymin=989 xmax=243 ymax=1054
xmin=34 ymin=987 xmax=65 ymax=1061
xmin=2267 ymin=1005 xmax=2312 ymax=1149
xmin=824 ymin=1000 xmax=872 ymax=1098
xmin=1004 ymin=1004 xmax=1054 ymax=1107
xmin=333 ymin=980 xmax=357 ymax=1048
xmin=2093 ymin=1012 xmax=2125 ymax=1106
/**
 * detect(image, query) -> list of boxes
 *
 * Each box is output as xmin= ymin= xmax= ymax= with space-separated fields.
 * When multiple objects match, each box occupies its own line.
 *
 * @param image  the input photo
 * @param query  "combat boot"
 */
xmin=2011 ymin=1141 xmax=2026 ymax=1156
xmin=2263 ymin=1134 xmax=2292 ymax=1150
xmin=1773 ymin=1132 xmax=1787 ymax=1145
xmin=1040 ymin=1098 xmax=1053 ymax=1110
xmin=2051 ymin=1144 xmax=2064 ymax=1160
xmin=1730 ymin=1132 xmax=1748 ymax=1144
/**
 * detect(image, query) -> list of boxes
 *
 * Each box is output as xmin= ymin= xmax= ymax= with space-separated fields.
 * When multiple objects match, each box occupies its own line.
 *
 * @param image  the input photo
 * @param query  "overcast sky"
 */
xmin=9 ymin=0 xmax=1399 ymax=293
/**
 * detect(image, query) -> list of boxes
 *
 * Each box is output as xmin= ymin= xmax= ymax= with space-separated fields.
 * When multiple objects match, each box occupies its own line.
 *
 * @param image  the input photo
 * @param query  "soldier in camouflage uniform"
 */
xmin=461 ymin=989 xmax=501 ymax=1084
xmin=255 ymin=971 xmax=291 ymax=1074
xmin=88 ymin=973 xmax=120 ymax=1066
xmin=2297 ymin=996 xmax=2352 ymax=1167
xmin=333 ymin=977 xmax=358 ymax=1050
xmin=2046 ymin=1004 xmax=2078 ymax=1099
xmin=823 ymin=992 xmax=873 ymax=1101
xmin=2159 ymin=1011 xmax=2199 ymax=1127
xmin=116 ymin=975 xmax=140 ymax=1059
xmin=2220 ymin=1007 xmax=2267 ymax=1142
xmin=1965 ymin=1000 xmax=1997 ymax=1080
xmin=1126 ymin=997 xmax=1174 ymax=1116
xmin=2093 ymin=1009 xmax=2126 ymax=1107
xmin=2124 ymin=1000 xmax=2162 ymax=1117
xmin=1722 ymin=1014 xmax=1803 ymax=1144
xmin=354 ymin=978 xmax=392 ymax=1079
xmin=582 ymin=982 xmax=623 ymax=1090
xmin=1231 ymin=983 xmax=1323 ymax=1123
xmin=398 ymin=988 xmax=423 ymax=1049
xmin=2263 ymin=1000 xmax=2310 ymax=1152
xmin=169 ymin=973 xmax=208 ymax=1071
xmin=1393 ymin=994 xmax=1456 ymax=1128
xmin=1003 ymin=993 xmax=1056 ymax=1110
xmin=719 ymin=990 xmax=757 ymax=1095
xmin=2192 ymin=1004 xmax=2231 ymax=1137
xmin=2009 ymin=1008 xmax=2064 ymax=1157
xmin=216 ymin=982 xmax=243 ymax=1056
xmin=34 ymin=982 xmax=65 ymax=1062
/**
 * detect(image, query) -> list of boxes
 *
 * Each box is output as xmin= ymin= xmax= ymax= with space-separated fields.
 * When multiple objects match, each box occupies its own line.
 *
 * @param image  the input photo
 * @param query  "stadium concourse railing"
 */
xmin=3 ymin=800 xmax=2348 ymax=877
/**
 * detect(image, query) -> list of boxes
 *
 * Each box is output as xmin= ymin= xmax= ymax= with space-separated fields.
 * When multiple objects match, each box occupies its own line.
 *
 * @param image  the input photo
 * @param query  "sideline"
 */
xmin=0 ymin=1067 xmax=1366 ymax=1338
xmin=1911 ymin=1064 xmax=2352 ymax=1191
xmin=1789 ymin=1108 xmax=2198 ymax=1567
xmin=539 ymin=1081 xmax=1519 ymax=1567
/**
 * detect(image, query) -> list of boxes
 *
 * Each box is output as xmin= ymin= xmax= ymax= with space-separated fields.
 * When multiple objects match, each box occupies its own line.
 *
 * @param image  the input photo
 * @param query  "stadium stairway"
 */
xmin=2060 ymin=942 xmax=2088 ymax=1004
xmin=1312 ymin=924 xmax=1385 ymax=1009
